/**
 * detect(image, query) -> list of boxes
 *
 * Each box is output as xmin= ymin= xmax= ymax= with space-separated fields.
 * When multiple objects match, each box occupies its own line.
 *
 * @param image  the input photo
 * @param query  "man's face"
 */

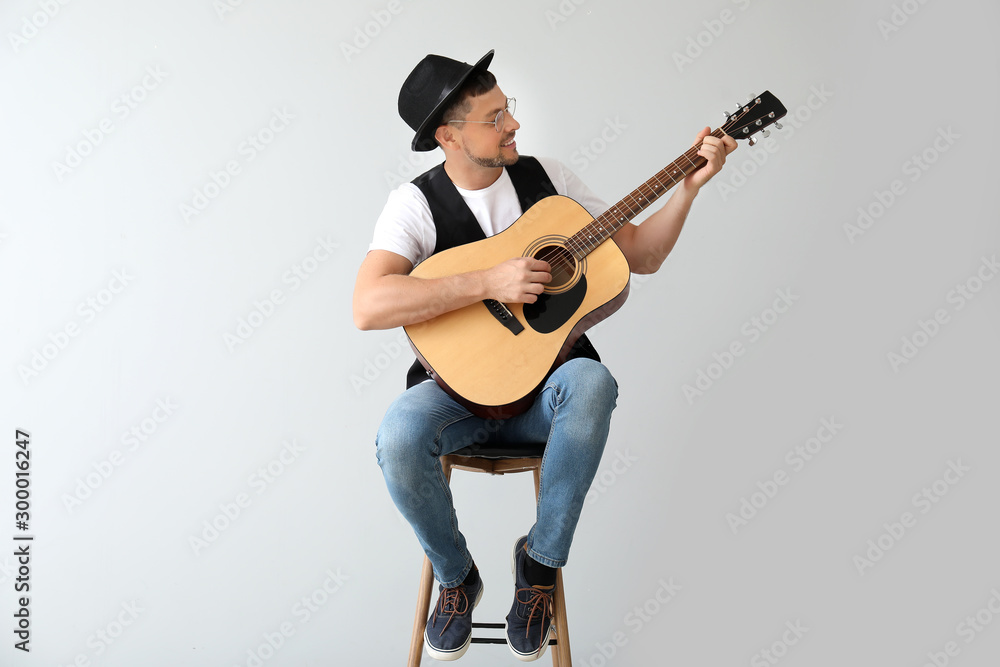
xmin=453 ymin=86 xmax=520 ymax=168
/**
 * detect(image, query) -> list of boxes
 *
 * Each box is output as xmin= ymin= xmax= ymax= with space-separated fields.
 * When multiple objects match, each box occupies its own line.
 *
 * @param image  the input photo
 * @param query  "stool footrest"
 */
xmin=469 ymin=622 xmax=558 ymax=645
xmin=470 ymin=638 xmax=558 ymax=645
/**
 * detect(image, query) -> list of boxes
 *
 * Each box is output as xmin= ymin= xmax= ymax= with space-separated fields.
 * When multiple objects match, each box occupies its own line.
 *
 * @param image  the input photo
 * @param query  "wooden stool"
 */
xmin=407 ymin=443 xmax=572 ymax=666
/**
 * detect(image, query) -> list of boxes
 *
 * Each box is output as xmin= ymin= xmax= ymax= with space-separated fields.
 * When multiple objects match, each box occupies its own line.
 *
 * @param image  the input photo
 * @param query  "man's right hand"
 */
xmin=353 ymin=250 xmax=552 ymax=331
xmin=481 ymin=257 xmax=551 ymax=304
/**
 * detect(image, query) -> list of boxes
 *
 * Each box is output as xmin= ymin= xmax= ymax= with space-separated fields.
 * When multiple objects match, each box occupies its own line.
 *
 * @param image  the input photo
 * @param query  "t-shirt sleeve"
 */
xmin=367 ymin=183 xmax=437 ymax=266
xmin=536 ymin=157 xmax=609 ymax=218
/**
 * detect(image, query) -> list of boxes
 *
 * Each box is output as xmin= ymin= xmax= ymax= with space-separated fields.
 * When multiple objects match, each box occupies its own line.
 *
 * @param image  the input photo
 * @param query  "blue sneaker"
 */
xmin=505 ymin=536 xmax=554 ymax=661
xmin=424 ymin=571 xmax=484 ymax=661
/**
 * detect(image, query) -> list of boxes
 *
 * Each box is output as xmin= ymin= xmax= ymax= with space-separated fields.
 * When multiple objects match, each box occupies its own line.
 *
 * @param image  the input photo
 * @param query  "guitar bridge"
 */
xmin=483 ymin=299 xmax=524 ymax=335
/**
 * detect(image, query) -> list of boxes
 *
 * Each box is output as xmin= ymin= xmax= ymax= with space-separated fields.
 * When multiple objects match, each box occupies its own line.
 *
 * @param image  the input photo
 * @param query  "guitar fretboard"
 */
xmin=564 ymin=128 xmax=725 ymax=260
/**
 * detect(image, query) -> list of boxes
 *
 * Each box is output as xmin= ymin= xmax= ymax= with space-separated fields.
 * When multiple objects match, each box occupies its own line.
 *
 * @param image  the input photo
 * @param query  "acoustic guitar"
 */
xmin=404 ymin=91 xmax=786 ymax=418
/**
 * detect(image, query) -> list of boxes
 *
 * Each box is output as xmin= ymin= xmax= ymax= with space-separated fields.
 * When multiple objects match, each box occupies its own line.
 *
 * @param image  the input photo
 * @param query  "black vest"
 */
xmin=405 ymin=156 xmax=599 ymax=388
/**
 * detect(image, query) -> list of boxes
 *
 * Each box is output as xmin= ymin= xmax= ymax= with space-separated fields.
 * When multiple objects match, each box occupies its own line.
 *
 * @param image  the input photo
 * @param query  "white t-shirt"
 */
xmin=368 ymin=157 xmax=609 ymax=266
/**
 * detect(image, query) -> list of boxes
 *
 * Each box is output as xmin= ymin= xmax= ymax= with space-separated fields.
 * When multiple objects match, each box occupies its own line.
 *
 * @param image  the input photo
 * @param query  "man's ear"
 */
xmin=434 ymin=124 xmax=460 ymax=151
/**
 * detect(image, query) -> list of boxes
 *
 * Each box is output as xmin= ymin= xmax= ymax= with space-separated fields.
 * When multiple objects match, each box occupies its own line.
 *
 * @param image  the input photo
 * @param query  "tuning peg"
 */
xmin=774 ymin=121 xmax=783 ymax=130
xmin=761 ymin=129 xmax=770 ymax=138
xmin=723 ymin=111 xmax=731 ymax=120
xmin=748 ymin=136 xmax=757 ymax=146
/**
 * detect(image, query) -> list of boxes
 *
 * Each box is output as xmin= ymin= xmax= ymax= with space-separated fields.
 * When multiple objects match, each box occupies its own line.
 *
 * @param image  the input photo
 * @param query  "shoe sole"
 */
xmin=505 ymin=537 xmax=552 ymax=662
xmin=424 ymin=581 xmax=484 ymax=662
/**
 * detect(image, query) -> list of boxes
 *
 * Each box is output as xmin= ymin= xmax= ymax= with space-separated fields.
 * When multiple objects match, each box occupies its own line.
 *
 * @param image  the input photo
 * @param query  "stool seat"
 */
xmin=406 ymin=443 xmax=572 ymax=666
xmin=450 ymin=443 xmax=546 ymax=458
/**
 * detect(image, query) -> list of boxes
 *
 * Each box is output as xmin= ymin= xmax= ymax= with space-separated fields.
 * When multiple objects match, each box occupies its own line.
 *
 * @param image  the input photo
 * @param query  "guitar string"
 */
xmin=529 ymin=127 xmax=731 ymax=272
xmin=508 ymin=115 xmax=760 ymax=293
xmin=583 ymin=126 xmax=729 ymax=252
xmin=572 ymin=138 xmax=709 ymax=255
xmin=587 ymin=117 xmax=759 ymax=258
xmin=559 ymin=145 xmax=699 ymax=261
xmin=500 ymin=109 xmax=761 ymax=293
xmin=496 ymin=109 xmax=764 ymax=296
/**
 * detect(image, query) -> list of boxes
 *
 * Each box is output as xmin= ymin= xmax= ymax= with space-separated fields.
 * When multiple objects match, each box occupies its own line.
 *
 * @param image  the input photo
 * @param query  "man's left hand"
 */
xmin=683 ymin=127 xmax=738 ymax=192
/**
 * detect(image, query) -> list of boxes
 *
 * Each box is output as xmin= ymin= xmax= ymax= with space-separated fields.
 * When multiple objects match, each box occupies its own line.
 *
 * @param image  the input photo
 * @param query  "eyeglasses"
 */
xmin=448 ymin=97 xmax=516 ymax=133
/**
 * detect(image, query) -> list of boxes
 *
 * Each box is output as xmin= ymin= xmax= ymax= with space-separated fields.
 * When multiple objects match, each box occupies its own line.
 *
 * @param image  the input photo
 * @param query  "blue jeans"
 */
xmin=375 ymin=358 xmax=618 ymax=588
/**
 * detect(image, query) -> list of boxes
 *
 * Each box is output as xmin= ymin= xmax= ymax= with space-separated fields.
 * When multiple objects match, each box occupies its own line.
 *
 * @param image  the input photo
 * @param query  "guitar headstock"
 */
xmin=722 ymin=91 xmax=786 ymax=145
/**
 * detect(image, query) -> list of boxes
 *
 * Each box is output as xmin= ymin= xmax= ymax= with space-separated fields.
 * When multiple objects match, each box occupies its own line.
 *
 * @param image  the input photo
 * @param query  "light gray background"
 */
xmin=2 ymin=0 xmax=998 ymax=665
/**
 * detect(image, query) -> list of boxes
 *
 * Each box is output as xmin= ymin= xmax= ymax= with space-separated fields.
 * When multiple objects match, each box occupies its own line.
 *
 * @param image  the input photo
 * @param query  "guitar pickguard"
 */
xmin=522 ymin=275 xmax=588 ymax=334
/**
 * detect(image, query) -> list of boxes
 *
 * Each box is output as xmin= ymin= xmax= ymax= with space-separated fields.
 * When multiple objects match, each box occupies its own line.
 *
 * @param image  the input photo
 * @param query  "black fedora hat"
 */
xmin=398 ymin=49 xmax=495 ymax=152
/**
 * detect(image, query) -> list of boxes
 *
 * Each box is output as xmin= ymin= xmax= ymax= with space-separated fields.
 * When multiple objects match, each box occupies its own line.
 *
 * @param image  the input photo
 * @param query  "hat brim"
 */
xmin=410 ymin=49 xmax=495 ymax=152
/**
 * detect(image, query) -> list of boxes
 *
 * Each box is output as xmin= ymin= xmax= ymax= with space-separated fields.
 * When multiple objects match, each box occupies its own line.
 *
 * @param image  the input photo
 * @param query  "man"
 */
xmin=353 ymin=50 xmax=736 ymax=661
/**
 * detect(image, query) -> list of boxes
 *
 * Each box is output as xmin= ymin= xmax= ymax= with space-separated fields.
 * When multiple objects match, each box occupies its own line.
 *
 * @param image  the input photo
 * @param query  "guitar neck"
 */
xmin=567 ymin=127 xmax=725 ymax=259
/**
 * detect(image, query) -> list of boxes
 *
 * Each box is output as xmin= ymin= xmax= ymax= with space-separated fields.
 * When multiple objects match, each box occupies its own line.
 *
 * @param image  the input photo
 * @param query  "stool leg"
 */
xmin=552 ymin=567 xmax=571 ymax=666
xmin=408 ymin=458 xmax=454 ymax=666
xmin=531 ymin=464 xmax=572 ymax=665
xmin=408 ymin=556 xmax=434 ymax=667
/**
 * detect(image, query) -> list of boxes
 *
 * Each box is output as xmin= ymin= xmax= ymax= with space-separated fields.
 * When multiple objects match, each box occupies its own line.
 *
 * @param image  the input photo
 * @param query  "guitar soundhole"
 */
xmin=533 ymin=245 xmax=578 ymax=294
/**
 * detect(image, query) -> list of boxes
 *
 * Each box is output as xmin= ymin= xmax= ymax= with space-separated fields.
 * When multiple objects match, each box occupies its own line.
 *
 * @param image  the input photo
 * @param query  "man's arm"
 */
xmin=613 ymin=127 xmax=737 ymax=274
xmin=352 ymin=249 xmax=552 ymax=331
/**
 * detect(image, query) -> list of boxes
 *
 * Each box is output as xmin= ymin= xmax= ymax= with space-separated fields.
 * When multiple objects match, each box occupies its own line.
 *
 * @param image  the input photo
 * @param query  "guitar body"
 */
xmin=404 ymin=195 xmax=631 ymax=418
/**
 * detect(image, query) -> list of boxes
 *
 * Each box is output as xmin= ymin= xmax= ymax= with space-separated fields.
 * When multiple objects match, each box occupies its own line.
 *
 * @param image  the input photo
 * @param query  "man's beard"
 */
xmin=462 ymin=138 xmax=518 ymax=168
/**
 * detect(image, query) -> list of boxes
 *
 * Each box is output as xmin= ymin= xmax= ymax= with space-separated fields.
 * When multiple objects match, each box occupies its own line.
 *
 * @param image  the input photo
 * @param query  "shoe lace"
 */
xmin=515 ymin=585 xmax=553 ymax=650
xmin=432 ymin=586 xmax=471 ymax=637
